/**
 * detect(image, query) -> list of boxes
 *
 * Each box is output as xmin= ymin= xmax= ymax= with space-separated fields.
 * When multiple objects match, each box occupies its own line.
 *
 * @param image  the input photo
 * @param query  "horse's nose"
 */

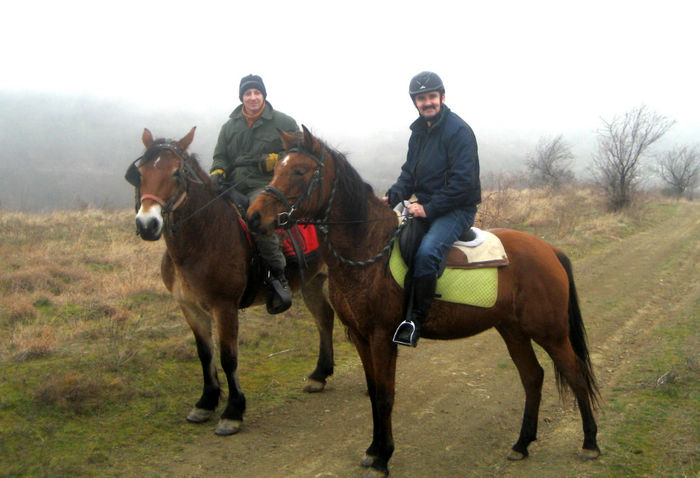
xmin=248 ymin=211 xmax=262 ymax=233
xmin=135 ymin=217 xmax=162 ymax=241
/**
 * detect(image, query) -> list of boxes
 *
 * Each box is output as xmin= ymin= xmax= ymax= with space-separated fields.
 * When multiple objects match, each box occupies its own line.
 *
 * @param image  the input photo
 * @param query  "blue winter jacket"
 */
xmin=387 ymin=105 xmax=481 ymax=219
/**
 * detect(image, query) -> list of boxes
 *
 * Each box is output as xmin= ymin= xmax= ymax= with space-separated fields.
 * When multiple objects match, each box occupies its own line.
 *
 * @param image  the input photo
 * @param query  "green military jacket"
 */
xmin=211 ymin=102 xmax=299 ymax=195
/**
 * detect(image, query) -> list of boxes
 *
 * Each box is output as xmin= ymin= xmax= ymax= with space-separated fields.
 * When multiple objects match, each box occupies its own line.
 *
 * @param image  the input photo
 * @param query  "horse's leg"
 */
xmin=301 ymin=272 xmax=335 ymax=393
xmin=544 ymin=340 xmax=600 ymax=458
xmin=213 ymin=304 xmax=246 ymax=436
xmin=352 ymin=330 xmax=397 ymax=478
xmin=498 ymin=327 xmax=545 ymax=460
xmin=181 ymin=304 xmax=220 ymax=424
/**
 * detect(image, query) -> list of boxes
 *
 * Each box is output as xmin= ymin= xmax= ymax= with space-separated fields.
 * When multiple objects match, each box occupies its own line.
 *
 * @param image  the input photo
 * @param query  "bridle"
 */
xmin=261 ymin=145 xmax=330 ymax=228
xmin=125 ymin=141 xmax=204 ymax=229
xmin=261 ymin=145 xmax=407 ymax=267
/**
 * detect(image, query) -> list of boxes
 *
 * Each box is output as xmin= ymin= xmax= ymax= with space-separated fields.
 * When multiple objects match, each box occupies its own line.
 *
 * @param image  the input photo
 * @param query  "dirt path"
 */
xmin=142 ymin=204 xmax=699 ymax=478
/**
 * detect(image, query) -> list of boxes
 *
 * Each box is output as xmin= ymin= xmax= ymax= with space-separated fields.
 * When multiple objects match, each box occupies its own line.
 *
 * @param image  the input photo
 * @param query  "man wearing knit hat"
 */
xmin=210 ymin=74 xmax=299 ymax=314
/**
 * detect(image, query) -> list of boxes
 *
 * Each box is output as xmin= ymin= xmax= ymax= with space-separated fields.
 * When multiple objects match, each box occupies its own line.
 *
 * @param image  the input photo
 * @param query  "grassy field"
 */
xmin=0 ymin=189 xmax=697 ymax=477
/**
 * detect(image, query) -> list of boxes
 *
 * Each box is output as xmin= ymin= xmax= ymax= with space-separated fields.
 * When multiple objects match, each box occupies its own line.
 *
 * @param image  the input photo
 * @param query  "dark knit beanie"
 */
xmin=239 ymin=74 xmax=267 ymax=101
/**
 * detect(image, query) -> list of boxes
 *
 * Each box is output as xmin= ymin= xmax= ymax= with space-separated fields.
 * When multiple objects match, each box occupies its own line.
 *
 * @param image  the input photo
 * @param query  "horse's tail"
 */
xmin=554 ymin=249 xmax=600 ymax=409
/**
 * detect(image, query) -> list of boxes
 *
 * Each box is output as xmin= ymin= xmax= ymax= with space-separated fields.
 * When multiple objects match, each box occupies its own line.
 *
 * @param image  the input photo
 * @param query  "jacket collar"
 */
xmin=410 ymin=104 xmax=450 ymax=134
xmin=230 ymin=101 xmax=275 ymax=120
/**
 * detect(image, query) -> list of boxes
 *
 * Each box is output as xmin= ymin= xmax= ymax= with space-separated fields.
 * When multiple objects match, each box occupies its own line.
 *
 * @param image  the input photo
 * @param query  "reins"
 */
xmin=169 ymin=177 xmax=252 ymax=234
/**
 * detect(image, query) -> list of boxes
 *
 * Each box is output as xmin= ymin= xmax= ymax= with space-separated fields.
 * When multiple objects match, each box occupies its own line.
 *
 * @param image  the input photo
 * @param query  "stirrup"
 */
xmin=392 ymin=320 xmax=418 ymax=347
xmin=266 ymin=275 xmax=292 ymax=314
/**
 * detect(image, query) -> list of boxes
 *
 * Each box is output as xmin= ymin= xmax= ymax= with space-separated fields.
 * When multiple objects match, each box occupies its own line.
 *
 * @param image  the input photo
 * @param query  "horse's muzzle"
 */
xmin=247 ymin=211 xmax=264 ymax=234
xmin=135 ymin=216 xmax=162 ymax=241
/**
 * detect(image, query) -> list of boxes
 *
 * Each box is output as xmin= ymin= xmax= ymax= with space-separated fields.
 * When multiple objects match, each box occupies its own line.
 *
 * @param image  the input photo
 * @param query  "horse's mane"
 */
xmin=291 ymin=135 xmax=374 ymax=224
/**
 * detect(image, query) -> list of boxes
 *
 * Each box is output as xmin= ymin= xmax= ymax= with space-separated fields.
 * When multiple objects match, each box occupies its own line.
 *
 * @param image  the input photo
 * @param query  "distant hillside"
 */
xmin=0 ymin=92 xmax=536 ymax=211
xmin=0 ymin=92 xmax=222 ymax=211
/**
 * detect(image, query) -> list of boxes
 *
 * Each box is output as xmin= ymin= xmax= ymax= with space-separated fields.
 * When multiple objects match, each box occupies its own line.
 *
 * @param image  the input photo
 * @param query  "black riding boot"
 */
xmin=393 ymin=274 xmax=437 ymax=347
xmin=266 ymin=268 xmax=292 ymax=314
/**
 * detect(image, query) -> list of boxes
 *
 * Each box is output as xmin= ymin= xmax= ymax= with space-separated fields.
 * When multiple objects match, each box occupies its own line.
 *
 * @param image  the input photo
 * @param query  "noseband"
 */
xmin=261 ymin=146 xmax=332 ymax=228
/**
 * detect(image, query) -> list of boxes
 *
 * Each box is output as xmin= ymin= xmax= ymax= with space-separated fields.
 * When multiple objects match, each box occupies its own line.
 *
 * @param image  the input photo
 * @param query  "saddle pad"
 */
xmin=446 ymin=228 xmax=510 ymax=269
xmin=280 ymin=224 xmax=319 ymax=259
xmin=389 ymin=245 xmax=498 ymax=308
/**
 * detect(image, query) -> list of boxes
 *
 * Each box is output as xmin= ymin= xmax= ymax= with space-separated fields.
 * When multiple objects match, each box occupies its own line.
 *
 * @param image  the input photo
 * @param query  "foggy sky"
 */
xmin=1 ymin=0 xmax=698 ymax=211
xmin=3 ymin=0 xmax=698 ymax=144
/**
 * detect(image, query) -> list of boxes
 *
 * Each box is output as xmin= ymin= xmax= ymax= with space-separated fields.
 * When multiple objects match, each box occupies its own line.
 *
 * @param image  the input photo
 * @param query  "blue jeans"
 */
xmin=413 ymin=208 xmax=476 ymax=277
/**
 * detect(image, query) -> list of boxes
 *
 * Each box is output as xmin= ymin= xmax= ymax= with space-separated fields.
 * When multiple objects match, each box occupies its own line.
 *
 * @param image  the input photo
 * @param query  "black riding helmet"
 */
xmin=409 ymin=71 xmax=445 ymax=98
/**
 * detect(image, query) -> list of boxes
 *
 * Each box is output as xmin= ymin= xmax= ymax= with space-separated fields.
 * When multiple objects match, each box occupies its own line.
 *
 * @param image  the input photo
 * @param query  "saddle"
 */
xmin=391 ymin=219 xmax=509 ymax=308
xmin=397 ymin=218 xmax=509 ymax=275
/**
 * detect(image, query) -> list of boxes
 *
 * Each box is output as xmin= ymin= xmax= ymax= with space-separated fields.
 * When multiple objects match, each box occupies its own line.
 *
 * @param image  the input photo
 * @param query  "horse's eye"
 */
xmin=293 ymin=168 xmax=307 ymax=176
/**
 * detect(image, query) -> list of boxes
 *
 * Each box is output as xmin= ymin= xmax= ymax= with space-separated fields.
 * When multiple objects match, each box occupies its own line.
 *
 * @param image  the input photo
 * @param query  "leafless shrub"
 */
xmin=656 ymin=146 xmax=699 ymax=200
xmin=591 ymin=105 xmax=675 ymax=211
xmin=526 ymin=134 xmax=575 ymax=189
xmin=477 ymin=171 xmax=530 ymax=228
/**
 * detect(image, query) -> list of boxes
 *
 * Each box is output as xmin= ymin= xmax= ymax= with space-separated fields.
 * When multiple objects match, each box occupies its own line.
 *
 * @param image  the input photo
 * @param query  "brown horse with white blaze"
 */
xmin=127 ymin=127 xmax=335 ymax=436
xmin=247 ymin=126 xmax=600 ymax=477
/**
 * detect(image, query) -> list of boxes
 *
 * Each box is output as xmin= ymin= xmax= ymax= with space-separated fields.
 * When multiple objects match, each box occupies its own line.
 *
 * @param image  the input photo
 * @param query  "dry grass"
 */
xmin=0 ymin=190 xmax=658 ymax=362
xmin=10 ymin=323 xmax=57 ymax=361
xmin=0 ymin=209 xmax=166 ymax=362
xmin=0 ymin=192 xmax=691 ymax=477
xmin=475 ymin=185 xmax=658 ymax=259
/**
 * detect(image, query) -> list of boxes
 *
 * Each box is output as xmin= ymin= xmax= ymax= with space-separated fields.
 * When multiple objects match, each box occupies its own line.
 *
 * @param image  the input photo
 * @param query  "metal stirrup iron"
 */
xmin=392 ymin=320 xmax=418 ymax=347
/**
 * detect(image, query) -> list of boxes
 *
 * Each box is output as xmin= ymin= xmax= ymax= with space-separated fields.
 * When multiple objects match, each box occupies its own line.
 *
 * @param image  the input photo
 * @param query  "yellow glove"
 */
xmin=209 ymin=169 xmax=226 ymax=192
xmin=260 ymin=153 xmax=279 ymax=173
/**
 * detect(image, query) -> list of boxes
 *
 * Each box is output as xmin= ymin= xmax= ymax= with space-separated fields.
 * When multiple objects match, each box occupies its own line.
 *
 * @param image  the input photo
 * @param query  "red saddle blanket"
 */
xmin=279 ymin=224 xmax=319 ymax=260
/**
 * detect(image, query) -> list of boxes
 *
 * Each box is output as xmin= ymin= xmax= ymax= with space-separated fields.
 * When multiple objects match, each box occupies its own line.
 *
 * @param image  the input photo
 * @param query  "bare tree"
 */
xmin=656 ymin=146 xmax=700 ymax=199
xmin=526 ymin=134 xmax=575 ymax=189
xmin=591 ymin=105 xmax=675 ymax=211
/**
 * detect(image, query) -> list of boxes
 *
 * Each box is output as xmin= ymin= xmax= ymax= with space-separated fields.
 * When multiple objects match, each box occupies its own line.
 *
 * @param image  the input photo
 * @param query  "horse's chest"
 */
xmin=328 ymin=276 xmax=384 ymax=323
xmin=171 ymin=265 xmax=216 ymax=308
xmin=171 ymin=269 xmax=196 ymax=301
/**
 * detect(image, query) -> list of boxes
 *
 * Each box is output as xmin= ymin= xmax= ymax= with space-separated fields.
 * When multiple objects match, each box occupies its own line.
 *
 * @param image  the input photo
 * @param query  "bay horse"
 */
xmin=126 ymin=127 xmax=335 ymax=436
xmin=247 ymin=126 xmax=600 ymax=477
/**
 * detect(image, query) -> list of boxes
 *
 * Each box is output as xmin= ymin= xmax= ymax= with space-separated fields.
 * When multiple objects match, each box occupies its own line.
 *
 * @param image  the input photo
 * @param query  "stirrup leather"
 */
xmin=392 ymin=320 xmax=418 ymax=347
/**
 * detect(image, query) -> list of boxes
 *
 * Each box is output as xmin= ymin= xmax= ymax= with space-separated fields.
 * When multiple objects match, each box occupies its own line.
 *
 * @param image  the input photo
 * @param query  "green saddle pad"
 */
xmin=389 ymin=244 xmax=498 ymax=308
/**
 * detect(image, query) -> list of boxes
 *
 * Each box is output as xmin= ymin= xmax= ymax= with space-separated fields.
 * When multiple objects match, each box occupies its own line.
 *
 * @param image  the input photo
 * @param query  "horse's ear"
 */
xmin=142 ymin=128 xmax=154 ymax=148
xmin=177 ymin=127 xmax=196 ymax=150
xmin=278 ymin=128 xmax=298 ymax=150
xmin=302 ymin=125 xmax=315 ymax=151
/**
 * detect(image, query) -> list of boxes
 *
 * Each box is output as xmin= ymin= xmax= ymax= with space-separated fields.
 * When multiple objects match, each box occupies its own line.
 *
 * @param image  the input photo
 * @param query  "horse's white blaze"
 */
xmin=280 ymin=154 xmax=290 ymax=167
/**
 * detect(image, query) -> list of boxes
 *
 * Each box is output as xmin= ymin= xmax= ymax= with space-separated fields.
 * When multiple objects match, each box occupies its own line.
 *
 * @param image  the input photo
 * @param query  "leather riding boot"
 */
xmin=393 ymin=274 xmax=437 ymax=347
xmin=266 ymin=267 xmax=292 ymax=314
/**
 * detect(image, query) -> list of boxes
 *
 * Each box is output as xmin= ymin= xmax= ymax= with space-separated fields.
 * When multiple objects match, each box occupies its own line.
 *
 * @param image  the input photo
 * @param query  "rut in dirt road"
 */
xmin=143 ymin=203 xmax=699 ymax=478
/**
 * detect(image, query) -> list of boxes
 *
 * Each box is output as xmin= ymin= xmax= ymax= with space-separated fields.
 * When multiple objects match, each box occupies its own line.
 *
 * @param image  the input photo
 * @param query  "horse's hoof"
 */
xmin=303 ymin=379 xmax=326 ymax=393
xmin=507 ymin=450 xmax=527 ymax=461
xmin=186 ymin=407 xmax=214 ymax=423
xmin=361 ymin=467 xmax=388 ymax=478
xmin=579 ymin=447 xmax=601 ymax=460
xmin=214 ymin=419 xmax=242 ymax=436
xmin=360 ymin=453 xmax=376 ymax=467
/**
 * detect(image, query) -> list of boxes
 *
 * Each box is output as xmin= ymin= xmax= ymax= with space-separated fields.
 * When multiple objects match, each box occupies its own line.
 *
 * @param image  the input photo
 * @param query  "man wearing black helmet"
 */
xmin=384 ymin=71 xmax=481 ymax=346
xmin=210 ymin=74 xmax=299 ymax=313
